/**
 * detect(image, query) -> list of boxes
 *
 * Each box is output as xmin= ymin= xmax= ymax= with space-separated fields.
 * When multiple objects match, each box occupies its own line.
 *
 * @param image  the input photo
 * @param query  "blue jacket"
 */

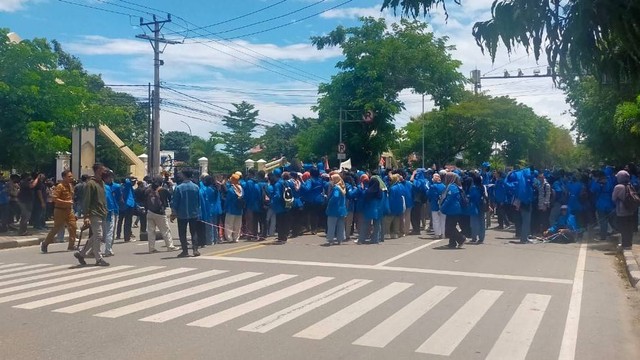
xmin=302 ymin=178 xmax=325 ymax=205
xmin=104 ymin=183 xmax=118 ymax=213
xmin=0 ymin=182 xmax=9 ymax=205
xmin=388 ymin=183 xmax=406 ymax=216
xmin=494 ymin=179 xmax=509 ymax=204
xmin=269 ymin=179 xmax=290 ymax=214
xmin=590 ymin=179 xmax=615 ymax=212
xmin=122 ymin=179 xmax=136 ymax=209
xmin=363 ymin=185 xmax=383 ymax=221
xmin=254 ymin=181 xmax=268 ymax=213
xmin=428 ymin=182 xmax=445 ymax=212
xmin=440 ymin=184 xmax=463 ymax=216
xmin=198 ymin=183 xmax=211 ymax=221
xmin=170 ymin=180 xmax=201 ymax=219
xmin=402 ymin=180 xmax=414 ymax=209
xmin=567 ymin=180 xmax=584 ymax=213
xmin=468 ymin=185 xmax=484 ymax=216
xmin=412 ymin=170 xmax=428 ymax=205
xmin=549 ymin=214 xmax=579 ymax=233
xmin=225 ymin=184 xmax=244 ymax=216
xmin=325 ymin=186 xmax=347 ymax=218
xmin=243 ymin=179 xmax=260 ymax=212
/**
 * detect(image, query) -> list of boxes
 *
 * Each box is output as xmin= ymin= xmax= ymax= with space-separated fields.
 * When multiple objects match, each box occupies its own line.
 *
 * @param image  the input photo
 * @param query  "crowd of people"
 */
xmin=1 ymin=160 xmax=639 ymax=266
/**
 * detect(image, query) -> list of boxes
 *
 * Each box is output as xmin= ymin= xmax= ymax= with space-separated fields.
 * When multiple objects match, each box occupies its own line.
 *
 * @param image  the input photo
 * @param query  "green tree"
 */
xmin=189 ymin=131 xmax=234 ymax=174
xmin=308 ymin=18 xmax=465 ymax=168
xmin=259 ymin=116 xmax=318 ymax=161
xmin=222 ymin=101 xmax=258 ymax=168
xmin=160 ymin=131 xmax=195 ymax=163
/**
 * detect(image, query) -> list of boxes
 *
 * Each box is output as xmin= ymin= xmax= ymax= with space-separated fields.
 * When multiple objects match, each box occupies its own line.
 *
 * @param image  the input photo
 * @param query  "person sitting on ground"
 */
xmin=543 ymin=205 xmax=579 ymax=243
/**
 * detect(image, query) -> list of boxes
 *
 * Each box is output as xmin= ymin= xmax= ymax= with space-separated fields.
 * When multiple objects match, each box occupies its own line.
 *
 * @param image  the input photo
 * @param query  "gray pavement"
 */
xmin=0 ymin=222 xmax=638 ymax=360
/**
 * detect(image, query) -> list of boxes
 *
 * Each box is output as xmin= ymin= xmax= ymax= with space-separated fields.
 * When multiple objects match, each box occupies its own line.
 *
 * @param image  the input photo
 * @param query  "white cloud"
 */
xmin=0 ymin=0 xmax=34 ymax=12
xmin=64 ymin=35 xmax=342 ymax=75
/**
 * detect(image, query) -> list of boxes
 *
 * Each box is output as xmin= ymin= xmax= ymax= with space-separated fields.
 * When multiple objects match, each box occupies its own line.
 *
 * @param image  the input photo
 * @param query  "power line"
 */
xmin=165 ymin=0 xmax=290 ymax=36
xmin=58 ymin=0 xmax=135 ymax=18
xmin=187 ymin=0 xmax=327 ymax=37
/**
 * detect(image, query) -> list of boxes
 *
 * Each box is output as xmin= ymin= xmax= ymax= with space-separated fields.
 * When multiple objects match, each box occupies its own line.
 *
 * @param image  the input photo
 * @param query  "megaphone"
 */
xmin=340 ymin=158 xmax=352 ymax=170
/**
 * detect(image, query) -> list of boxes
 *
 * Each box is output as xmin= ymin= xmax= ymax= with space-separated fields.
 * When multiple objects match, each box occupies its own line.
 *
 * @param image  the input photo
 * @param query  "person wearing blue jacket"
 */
xmin=253 ymin=170 xmax=268 ymax=241
xmin=116 ymin=177 xmax=136 ymax=242
xmin=102 ymin=171 xmax=119 ymax=257
xmin=324 ymin=174 xmax=347 ymax=245
xmin=509 ymin=167 xmax=534 ymax=243
xmin=170 ymin=169 xmax=201 ymax=257
xmin=544 ymin=205 xmax=579 ymax=243
xmin=590 ymin=168 xmax=616 ymax=241
xmin=493 ymin=171 xmax=510 ymax=229
xmin=200 ymin=176 xmax=217 ymax=246
xmin=409 ymin=169 xmax=428 ymax=235
xmin=270 ymin=171 xmax=293 ymax=243
xmin=344 ymin=175 xmax=357 ymax=240
xmin=428 ymin=173 xmax=446 ymax=239
xmin=224 ymin=174 xmax=244 ymax=243
xmin=469 ymin=174 xmax=488 ymax=244
xmin=363 ymin=175 xmax=385 ymax=244
xmin=440 ymin=172 xmax=465 ymax=248
xmin=302 ymin=168 xmax=325 ymax=234
xmin=386 ymin=174 xmax=405 ymax=239
xmin=400 ymin=171 xmax=413 ymax=236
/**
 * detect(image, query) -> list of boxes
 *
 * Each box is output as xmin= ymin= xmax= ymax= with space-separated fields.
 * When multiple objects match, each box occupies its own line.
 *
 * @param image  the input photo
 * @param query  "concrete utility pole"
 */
xmin=136 ymin=14 xmax=180 ymax=176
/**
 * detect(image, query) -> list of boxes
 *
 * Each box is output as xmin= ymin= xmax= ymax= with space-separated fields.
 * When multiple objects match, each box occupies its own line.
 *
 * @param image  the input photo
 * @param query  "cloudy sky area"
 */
xmin=1 ymin=0 xmax=571 ymax=138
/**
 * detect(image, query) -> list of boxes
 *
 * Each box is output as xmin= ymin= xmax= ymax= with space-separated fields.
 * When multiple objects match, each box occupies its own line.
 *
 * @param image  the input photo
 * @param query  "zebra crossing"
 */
xmin=0 ymin=262 xmax=559 ymax=358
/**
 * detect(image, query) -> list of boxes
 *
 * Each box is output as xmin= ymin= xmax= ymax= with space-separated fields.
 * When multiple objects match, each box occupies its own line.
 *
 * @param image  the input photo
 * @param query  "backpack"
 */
xmin=480 ymin=185 xmax=490 ymax=212
xmin=623 ymin=185 xmax=640 ymax=211
xmin=283 ymin=183 xmax=294 ymax=209
xmin=459 ymin=187 xmax=469 ymax=209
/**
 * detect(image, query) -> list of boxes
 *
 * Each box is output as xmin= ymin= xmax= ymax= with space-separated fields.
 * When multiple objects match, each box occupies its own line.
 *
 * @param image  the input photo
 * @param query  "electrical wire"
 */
xmin=58 ymin=0 xmax=135 ymax=18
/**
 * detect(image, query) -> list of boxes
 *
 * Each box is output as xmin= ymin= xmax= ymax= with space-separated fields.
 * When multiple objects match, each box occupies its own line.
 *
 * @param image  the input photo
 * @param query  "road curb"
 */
xmin=622 ymin=249 xmax=640 ymax=288
xmin=0 ymin=236 xmax=44 ymax=250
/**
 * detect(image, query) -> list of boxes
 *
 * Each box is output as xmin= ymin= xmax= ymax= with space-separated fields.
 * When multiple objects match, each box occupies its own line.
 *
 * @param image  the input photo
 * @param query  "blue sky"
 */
xmin=1 ymin=0 xmax=572 ymax=137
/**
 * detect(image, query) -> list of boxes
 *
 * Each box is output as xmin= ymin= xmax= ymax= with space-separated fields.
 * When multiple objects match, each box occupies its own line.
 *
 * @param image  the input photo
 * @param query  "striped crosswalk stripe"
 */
xmin=0 ymin=264 xmax=69 ymax=281
xmin=353 ymin=285 xmax=456 ymax=348
xmin=240 ymin=279 xmax=372 ymax=334
xmin=95 ymin=272 xmax=262 ymax=319
xmin=54 ymin=269 xmax=227 ymax=314
xmin=0 ymin=263 xmax=26 ymax=270
xmin=416 ymin=289 xmax=503 ymax=355
xmin=14 ymin=267 xmax=195 ymax=309
xmin=0 ymin=266 xmax=160 ymax=304
xmin=0 ymin=266 xmax=97 ymax=288
xmin=485 ymin=293 xmax=551 ymax=360
xmin=140 ymin=274 xmax=296 ymax=323
xmin=188 ymin=276 xmax=333 ymax=328
xmin=0 ymin=264 xmax=52 ymax=277
xmin=0 ymin=266 xmax=118 ymax=295
xmin=294 ymin=282 xmax=413 ymax=340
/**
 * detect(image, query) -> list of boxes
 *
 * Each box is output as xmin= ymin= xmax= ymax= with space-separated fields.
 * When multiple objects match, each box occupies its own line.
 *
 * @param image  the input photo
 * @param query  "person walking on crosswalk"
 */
xmin=145 ymin=176 xmax=176 ymax=253
xmin=74 ymin=163 xmax=110 ymax=267
xmin=41 ymin=170 xmax=77 ymax=253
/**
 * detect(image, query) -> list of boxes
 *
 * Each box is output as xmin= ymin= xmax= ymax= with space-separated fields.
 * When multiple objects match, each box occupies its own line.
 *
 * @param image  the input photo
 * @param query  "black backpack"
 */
xmin=283 ymin=183 xmax=294 ymax=209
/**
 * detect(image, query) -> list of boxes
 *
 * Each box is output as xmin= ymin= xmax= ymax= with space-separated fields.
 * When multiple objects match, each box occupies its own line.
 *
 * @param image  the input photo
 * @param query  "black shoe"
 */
xmin=40 ymin=241 xmax=48 ymax=254
xmin=74 ymin=252 xmax=86 ymax=265
xmin=95 ymin=258 xmax=110 ymax=266
xmin=177 ymin=251 xmax=189 ymax=258
xmin=193 ymin=250 xmax=201 ymax=257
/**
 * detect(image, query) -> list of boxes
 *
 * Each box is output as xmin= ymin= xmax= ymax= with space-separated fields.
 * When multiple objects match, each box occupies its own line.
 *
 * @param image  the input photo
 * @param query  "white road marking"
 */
xmin=199 ymin=256 xmax=573 ymax=284
xmin=294 ymin=282 xmax=413 ymax=340
xmin=54 ymin=269 xmax=227 ymax=314
xmin=0 ymin=264 xmax=51 ymax=276
xmin=0 ymin=264 xmax=68 ymax=281
xmin=14 ymin=268 xmax=194 ymax=309
xmin=416 ymin=289 xmax=503 ymax=355
xmin=140 ymin=274 xmax=296 ymax=323
xmin=375 ymin=240 xmax=442 ymax=266
xmin=240 ymin=279 xmax=372 ymax=334
xmin=353 ymin=285 xmax=456 ymax=348
xmin=0 ymin=266 xmax=158 ymax=304
xmin=0 ymin=266 xmax=94 ymax=287
xmin=0 ymin=266 xmax=130 ymax=295
xmin=485 ymin=293 xmax=551 ymax=360
xmin=558 ymin=242 xmax=587 ymax=360
xmin=188 ymin=276 xmax=333 ymax=328
xmin=96 ymin=272 xmax=261 ymax=319
xmin=0 ymin=263 xmax=26 ymax=270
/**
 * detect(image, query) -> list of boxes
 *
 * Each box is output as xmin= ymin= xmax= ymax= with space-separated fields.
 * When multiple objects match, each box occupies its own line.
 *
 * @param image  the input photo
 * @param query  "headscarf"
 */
xmin=230 ymin=174 xmax=243 ymax=197
xmin=371 ymin=175 xmax=387 ymax=192
xmin=330 ymin=173 xmax=346 ymax=195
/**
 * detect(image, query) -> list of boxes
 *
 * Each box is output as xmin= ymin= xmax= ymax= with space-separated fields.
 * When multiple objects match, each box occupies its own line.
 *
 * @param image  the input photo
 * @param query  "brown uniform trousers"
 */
xmin=44 ymin=183 xmax=76 ymax=249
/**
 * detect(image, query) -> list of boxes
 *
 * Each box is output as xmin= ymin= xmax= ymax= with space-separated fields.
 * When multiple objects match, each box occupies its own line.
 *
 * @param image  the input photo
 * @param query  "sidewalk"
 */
xmin=0 ymin=229 xmax=50 ymax=250
xmin=625 ymin=238 xmax=640 ymax=288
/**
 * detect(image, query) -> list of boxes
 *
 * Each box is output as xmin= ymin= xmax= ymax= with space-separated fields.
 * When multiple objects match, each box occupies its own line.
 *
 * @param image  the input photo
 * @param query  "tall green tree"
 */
xmin=222 ymin=101 xmax=259 ymax=168
xmin=259 ymin=116 xmax=318 ymax=161
xmin=308 ymin=18 xmax=465 ymax=168
xmin=160 ymin=131 xmax=195 ymax=163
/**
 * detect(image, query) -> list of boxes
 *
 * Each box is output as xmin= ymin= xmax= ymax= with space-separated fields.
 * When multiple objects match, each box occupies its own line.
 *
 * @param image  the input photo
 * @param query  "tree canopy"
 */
xmin=309 ymin=17 xmax=465 ymax=168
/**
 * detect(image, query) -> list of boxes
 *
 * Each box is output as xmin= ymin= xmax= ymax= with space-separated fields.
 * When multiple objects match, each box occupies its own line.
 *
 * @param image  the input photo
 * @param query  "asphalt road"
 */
xmin=0 ymin=222 xmax=638 ymax=360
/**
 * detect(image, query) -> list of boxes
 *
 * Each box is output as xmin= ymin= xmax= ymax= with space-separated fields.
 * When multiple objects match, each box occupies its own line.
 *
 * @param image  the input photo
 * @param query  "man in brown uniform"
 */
xmin=41 ymin=170 xmax=77 ymax=253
